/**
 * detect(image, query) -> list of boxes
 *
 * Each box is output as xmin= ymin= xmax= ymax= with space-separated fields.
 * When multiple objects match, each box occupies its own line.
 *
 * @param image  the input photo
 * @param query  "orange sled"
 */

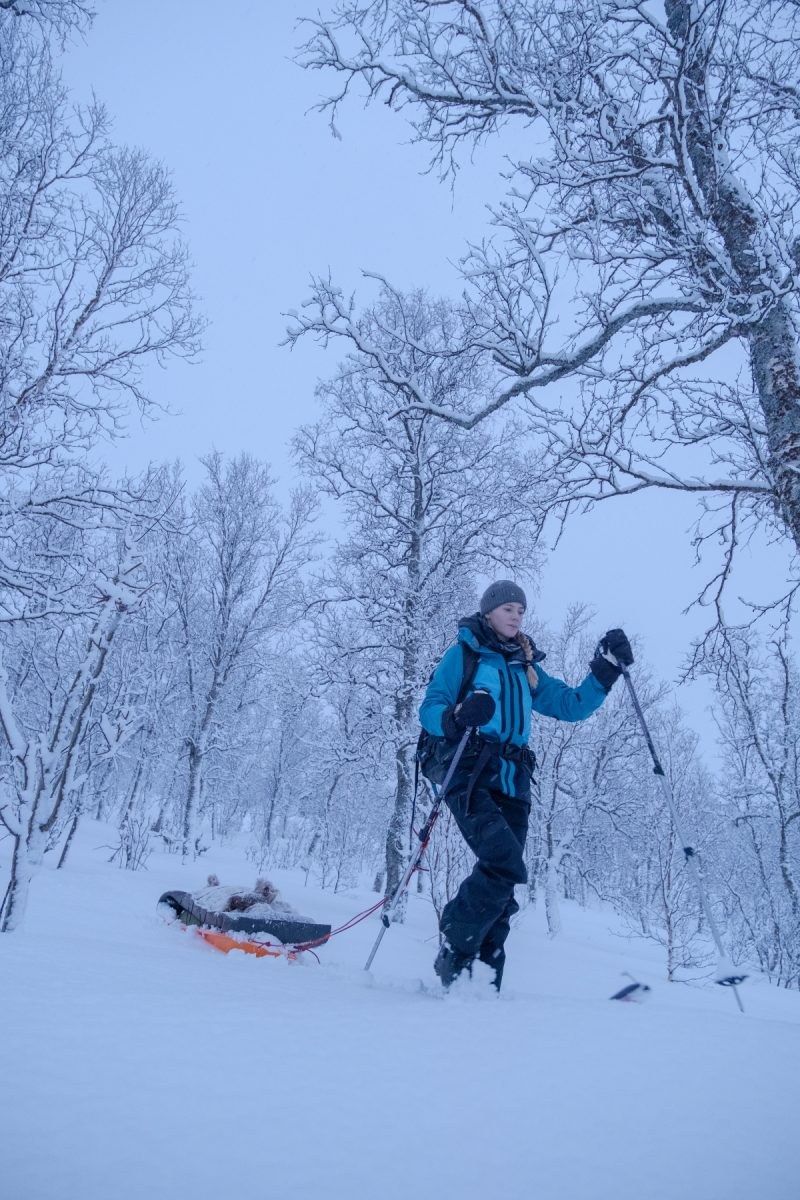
xmin=157 ymin=890 xmax=331 ymax=961
xmin=195 ymin=927 xmax=298 ymax=960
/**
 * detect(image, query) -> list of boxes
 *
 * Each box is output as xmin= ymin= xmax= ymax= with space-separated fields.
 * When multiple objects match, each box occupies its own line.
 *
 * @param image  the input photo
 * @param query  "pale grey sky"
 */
xmin=66 ymin=2 xmax=495 ymax=481
xmin=63 ymin=2 xmax=794 ymax=752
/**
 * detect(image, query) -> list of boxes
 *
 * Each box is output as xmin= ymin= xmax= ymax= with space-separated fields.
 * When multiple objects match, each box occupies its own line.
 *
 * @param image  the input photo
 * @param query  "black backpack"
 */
xmin=415 ymin=642 xmax=480 ymax=785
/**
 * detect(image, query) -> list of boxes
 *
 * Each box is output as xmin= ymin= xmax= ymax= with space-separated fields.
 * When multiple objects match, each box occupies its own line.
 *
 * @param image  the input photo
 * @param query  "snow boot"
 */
xmin=477 ymin=943 xmax=505 ymax=992
xmin=433 ymin=940 xmax=474 ymax=988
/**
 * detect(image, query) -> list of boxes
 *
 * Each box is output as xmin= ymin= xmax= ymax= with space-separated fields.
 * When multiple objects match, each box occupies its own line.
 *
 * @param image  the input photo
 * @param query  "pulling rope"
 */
xmin=247 ymin=808 xmax=449 ymax=964
xmin=290 ymin=895 xmax=388 ymax=954
xmin=233 ymin=894 xmax=391 ymax=961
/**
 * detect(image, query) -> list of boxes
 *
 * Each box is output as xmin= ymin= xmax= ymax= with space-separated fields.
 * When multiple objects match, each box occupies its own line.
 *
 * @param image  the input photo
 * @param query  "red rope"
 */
xmin=289 ymin=844 xmax=436 ymax=956
xmin=282 ymin=819 xmax=442 ymax=956
xmin=285 ymin=895 xmax=389 ymax=955
xmin=227 ymin=850 xmax=436 ymax=960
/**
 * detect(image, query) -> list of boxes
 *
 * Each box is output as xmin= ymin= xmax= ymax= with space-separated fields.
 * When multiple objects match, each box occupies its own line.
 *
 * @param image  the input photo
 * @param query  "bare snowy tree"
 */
xmin=0 ymin=17 xmax=202 ymax=922
xmin=0 ymin=459 xmax=188 ymax=925
xmin=0 ymin=21 xmax=200 ymax=481
xmin=171 ymin=452 xmax=317 ymax=858
xmin=75 ymin=482 xmax=190 ymax=843
xmin=297 ymin=0 xmax=800 ymax=619
xmin=293 ymin=287 xmax=544 ymax=904
xmin=0 ymin=539 xmax=146 ymax=929
xmin=244 ymin=656 xmax=332 ymax=870
xmin=0 ymin=20 xmax=200 ymax=621
xmin=610 ymin=711 xmax=721 ymax=981
xmin=0 ymin=0 xmax=92 ymax=42
xmin=704 ymin=628 xmax=800 ymax=986
xmin=291 ymin=652 xmax=396 ymax=890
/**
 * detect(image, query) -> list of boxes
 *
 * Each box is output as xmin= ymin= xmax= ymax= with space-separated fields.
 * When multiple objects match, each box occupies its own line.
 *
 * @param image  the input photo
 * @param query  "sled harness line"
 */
xmin=275 ymin=803 xmax=446 ymax=959
xmin=273 ymin=810 xmax=448 ymax=958
xmin=229 ymin=895 xmax=394 ymax=961
xmin=285 ymin=896 xmax=389 ymax=955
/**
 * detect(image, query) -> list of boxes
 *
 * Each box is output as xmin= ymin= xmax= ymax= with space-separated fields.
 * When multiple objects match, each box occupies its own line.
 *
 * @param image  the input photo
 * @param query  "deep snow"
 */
xmin=1 ymin=826 xmax=798 ymax=1200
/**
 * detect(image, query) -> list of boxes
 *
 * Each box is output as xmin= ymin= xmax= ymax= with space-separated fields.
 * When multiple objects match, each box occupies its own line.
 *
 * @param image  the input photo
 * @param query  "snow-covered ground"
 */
xmin=2 ymin=826 xmax=798 ymax=1200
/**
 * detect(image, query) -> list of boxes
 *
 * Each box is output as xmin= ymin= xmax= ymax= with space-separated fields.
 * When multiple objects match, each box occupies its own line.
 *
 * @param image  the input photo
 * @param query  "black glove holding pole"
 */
xmin=589 ymin=629 xmax=634 ymax=692
xmin=441 ymin=690 xmax=496 ymax=741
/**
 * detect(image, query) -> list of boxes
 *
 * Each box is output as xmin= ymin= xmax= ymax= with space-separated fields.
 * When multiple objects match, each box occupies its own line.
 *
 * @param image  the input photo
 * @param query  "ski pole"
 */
xmin=618 ymin=662 xmax=747 ymax=1012
xmin=364 ymin=725 xmax=474 ymax=972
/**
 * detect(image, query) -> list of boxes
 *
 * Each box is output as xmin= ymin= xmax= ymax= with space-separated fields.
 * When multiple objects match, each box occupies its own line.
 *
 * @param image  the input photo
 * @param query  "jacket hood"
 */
xmin=458 ymin=613 xmax=546 ymax=663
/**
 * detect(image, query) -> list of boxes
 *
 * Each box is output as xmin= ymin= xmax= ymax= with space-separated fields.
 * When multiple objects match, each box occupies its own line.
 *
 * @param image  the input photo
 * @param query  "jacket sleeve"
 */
xmin=419 ymin=644 xmax=464 ymax=736
xmin=530 ymin=666 xmax=607 ymax=723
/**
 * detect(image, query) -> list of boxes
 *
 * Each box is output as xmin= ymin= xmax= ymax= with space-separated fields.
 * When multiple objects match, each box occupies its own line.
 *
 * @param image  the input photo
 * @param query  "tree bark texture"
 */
xmin=666 ymin=0 xmax=800 ymax=552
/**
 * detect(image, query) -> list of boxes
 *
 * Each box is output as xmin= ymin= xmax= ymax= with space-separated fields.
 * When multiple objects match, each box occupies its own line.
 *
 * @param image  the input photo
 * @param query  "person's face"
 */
xmin=485 ymin=602 xmax=525 ymax=640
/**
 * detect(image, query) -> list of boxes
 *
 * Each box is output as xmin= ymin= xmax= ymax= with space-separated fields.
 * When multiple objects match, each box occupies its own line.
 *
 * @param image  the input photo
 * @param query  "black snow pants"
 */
xmin=439 ymin=757 xmax=531 ymax=984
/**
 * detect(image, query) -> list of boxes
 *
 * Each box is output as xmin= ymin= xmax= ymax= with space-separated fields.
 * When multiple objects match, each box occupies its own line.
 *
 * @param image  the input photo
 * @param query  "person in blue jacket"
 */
xmin=419 ymin=579 xmax=633 ymax=991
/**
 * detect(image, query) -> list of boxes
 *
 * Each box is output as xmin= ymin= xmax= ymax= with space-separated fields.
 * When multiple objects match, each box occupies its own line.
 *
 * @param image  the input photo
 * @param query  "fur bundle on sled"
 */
xmin=191 ymin=875 xmax=309 ymax=921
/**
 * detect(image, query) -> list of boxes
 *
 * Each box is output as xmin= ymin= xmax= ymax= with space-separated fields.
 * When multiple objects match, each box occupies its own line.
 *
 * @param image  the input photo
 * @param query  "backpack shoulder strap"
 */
xmin=456 ymin=642 xmax=480 ymax=705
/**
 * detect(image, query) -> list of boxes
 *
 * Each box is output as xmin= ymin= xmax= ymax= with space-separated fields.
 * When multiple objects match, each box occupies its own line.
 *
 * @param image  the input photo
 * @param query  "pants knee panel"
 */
xmin=476 ymin=817 xmax=527 ymax=885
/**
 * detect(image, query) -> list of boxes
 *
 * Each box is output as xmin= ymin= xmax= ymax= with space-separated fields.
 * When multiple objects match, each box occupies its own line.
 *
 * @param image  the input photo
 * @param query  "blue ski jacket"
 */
xmin=419 ymin=615 xmax=608 ymax=797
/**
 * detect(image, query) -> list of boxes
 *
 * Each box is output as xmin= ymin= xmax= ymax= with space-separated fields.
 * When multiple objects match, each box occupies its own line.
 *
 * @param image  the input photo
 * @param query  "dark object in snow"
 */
xmin=433 ymin=940 xmax=474 ymax=988
xmin=715 ymin=969 xmax=748 ymax=987
xmin=157 ymin=889 xmax=331 ymax=948
xmin=610 ymin=979 xmax=652 ymax=1002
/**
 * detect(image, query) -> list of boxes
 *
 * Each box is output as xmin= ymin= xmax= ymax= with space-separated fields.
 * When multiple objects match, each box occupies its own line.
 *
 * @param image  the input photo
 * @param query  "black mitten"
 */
xmin=589 ymin=629 xmax=634 ymax=691
xmin=442 ymin=690 xmax=496 ymax=739
xmin=454 ymin=690 xmax=496 ymax=729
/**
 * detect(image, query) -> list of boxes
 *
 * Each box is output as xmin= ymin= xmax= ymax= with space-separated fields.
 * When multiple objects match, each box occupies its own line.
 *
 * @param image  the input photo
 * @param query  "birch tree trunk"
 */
xmin=544 ymin=844 xmax=565 ymax=939
xmin=383 ymin=460 xmax=424 ymax=908
xmin=0 ymin=551 xmax=142 ymax=931
xmin=664 ymin=0 xmax=800 ymax=553
xmin=297 ymin=0 xmax=800 ymax=613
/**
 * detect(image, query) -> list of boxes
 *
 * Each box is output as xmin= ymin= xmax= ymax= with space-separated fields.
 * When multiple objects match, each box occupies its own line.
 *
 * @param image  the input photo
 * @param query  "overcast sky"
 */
xmin=65 ymin=2 xmax=494 ymax=480
xmin=61 ymin=2 xmax=795 ymax=753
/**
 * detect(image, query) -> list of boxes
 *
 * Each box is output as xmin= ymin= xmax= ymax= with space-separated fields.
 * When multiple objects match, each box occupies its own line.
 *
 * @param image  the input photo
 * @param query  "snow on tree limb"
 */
xmin=296 ymin=0 xmax=800 ymax=621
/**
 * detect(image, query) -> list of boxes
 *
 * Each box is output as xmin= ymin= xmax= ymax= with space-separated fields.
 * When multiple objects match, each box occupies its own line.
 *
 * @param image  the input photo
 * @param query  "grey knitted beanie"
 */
xmin=479 ymin=579 xmax=527 ymax=616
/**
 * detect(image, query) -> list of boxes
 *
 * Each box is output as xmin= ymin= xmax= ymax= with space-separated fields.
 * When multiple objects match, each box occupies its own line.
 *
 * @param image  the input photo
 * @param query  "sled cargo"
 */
xmin=157 ymin=890 xmax=332 ymax=955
